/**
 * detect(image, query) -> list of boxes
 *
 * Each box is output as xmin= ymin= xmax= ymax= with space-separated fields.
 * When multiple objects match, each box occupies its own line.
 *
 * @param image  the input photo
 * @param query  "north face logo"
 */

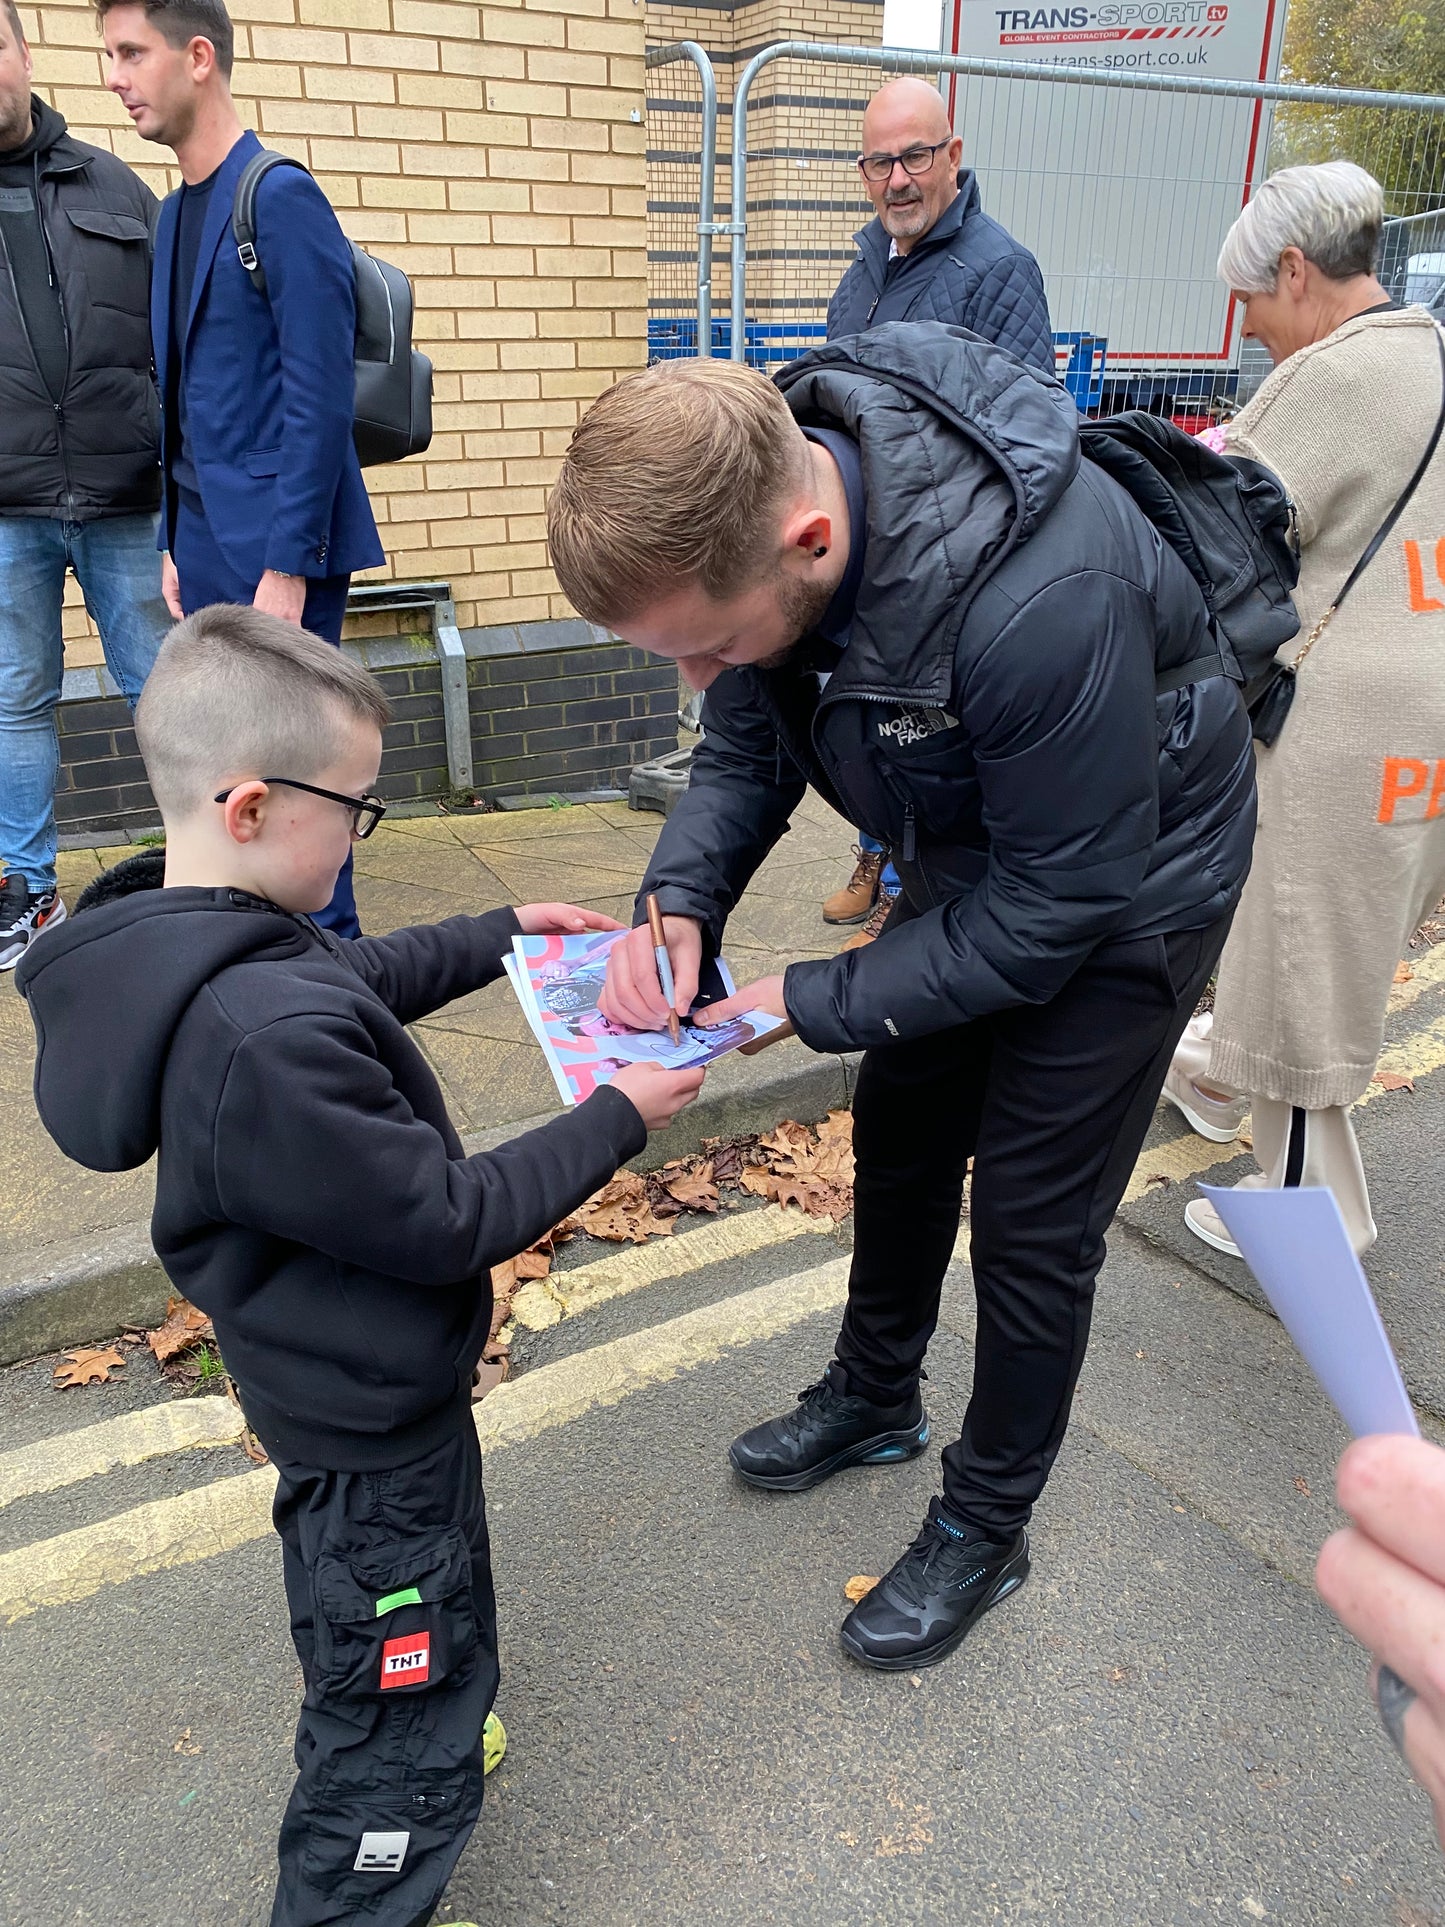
xmin=380 ymin=1631 xmax=431 ymax=1689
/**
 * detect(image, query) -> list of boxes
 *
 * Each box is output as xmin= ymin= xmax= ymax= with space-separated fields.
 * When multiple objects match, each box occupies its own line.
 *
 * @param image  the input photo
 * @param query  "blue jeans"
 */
xmin=858 ymin=832 xmax=901 ymax=897
xmin=173 ymin=493 xmax=359 ymax=938
xmin=0 ymin=512 xmax=169 ymax=896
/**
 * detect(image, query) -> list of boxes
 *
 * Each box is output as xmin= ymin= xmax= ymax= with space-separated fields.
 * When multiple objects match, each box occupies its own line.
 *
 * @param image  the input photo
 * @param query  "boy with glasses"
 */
xmin=15 ymin=603 xmax=703 ymax=1927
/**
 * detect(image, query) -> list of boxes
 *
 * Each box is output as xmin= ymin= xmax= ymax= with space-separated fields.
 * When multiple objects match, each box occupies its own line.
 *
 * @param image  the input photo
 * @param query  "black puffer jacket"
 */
xmin=0 ymin=98 xmax=160 ymax=517
xmin=637 ymin=324 xmax=1256 ymax=1053
xmin=827 ymin=171 xmax=1054 ymax=374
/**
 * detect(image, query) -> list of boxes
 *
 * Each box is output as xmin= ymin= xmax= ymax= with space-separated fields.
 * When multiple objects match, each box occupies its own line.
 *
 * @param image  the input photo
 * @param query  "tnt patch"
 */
xmin=354 ymin=1830 xmax=409 ymax=1874
xmin=379 ymin=1630 xmax=431 ymax=1689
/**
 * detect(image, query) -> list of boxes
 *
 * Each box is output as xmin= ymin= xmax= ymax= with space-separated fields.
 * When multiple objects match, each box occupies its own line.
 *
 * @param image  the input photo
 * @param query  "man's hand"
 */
xmin=600 ymin=915 xmax=703 ymax=1030
xmin=606 ymin=1062 xmax=706 ymax=1131
xmin=253 ymin=569 xmax=308 ymax=625
xmin=161 ymin=553 xmax=183 ymax=621
xmin=514 ymin=904 xmax=625 ymax=936
xmin=693 ymin=973 xmax=788 ymax=1025
xmin=1316 ymin=1434 xmax=1445 ymax=1846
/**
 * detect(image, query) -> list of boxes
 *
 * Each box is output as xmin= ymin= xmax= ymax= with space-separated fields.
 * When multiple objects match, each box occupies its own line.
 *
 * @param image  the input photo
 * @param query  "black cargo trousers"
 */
xmin=834 ymin=915 xmax=1232 ymax=1537
xmin=266 ymin=1419 xmax=498 ymax=1927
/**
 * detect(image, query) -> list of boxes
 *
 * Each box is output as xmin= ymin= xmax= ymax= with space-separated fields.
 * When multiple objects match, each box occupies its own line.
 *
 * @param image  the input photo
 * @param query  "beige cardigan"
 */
xmin=1209 ymin=309 xmax=1445 ymax=1108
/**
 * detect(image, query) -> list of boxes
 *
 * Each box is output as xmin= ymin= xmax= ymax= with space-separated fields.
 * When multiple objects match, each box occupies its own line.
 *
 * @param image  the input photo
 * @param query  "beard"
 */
xmin=768 ymin=567 xmax=836 ymax=664
xmin=881 ymin=192 xmax=930 ymax=240
xmin=0 ymin=86 xmax=33 ymax=153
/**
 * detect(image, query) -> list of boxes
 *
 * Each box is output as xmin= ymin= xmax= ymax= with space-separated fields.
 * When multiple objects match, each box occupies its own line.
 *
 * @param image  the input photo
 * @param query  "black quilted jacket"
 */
xmin=827 ymin=170 xmax=1054 ymax=374
xmin=635 ymin=324 xmax=1256 ymax=1054
xmin=0 ymin=98 xmax=160 ymax=517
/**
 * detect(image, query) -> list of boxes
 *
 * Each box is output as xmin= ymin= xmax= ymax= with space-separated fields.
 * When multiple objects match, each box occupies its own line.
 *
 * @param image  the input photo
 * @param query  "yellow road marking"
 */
xmin=509 ymin=1203 xmax=836 ymax=1331
xmin=0 ymin=1255 xmax=852 ymax=1626
xmin=0 ymin=1397 xmax=246 ymax=1512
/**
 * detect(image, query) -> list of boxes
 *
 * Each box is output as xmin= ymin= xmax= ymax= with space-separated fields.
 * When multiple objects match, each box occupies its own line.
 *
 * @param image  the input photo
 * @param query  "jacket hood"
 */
xmin=15 ymin=863 xmax=314 ymax=1172
xmin=853 ymin=168 xmax=981 ymax=273
xmin=0 ymin=96 xmax=68 ymax=167
xmin=774 ymin=319 xmax=1081 ymax=702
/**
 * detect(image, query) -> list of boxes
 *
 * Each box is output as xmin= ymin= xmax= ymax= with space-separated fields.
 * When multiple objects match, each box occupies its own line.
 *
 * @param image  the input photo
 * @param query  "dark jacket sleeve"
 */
xmin=341 ymin=907 xmax=523 ymax=1026
xmin=212 ymin=1013 xmax=646 ymax=1283
xmin=782 ymin=572 xmax=1162 ymax=1050
xmin=250 ymin=166 xmax=357 ymax=577
xmin=633 ymin=670 xmax=807 ymax=944
xmin=963 ymin=252 xmax=1054 ymax=374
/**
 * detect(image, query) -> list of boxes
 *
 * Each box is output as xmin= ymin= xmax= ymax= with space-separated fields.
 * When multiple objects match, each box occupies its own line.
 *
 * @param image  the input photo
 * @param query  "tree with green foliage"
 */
xmin=1271 ymin=0 xmax=1445 ymax=214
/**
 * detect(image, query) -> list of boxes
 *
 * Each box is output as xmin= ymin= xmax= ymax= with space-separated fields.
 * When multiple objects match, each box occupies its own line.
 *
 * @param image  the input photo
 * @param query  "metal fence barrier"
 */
xmin=645 ymin=42 xmax=723 ymax=360
xmin=725 ymin=42 xmax=1445 ymax=417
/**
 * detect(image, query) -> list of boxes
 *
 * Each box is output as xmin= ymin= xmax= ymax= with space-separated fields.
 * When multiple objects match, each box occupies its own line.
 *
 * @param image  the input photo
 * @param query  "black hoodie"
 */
xmin=16 ymin=867 xmax=646 ymax=1469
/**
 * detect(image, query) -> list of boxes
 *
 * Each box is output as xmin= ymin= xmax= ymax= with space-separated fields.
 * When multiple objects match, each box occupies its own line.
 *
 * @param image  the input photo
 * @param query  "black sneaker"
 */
xmin=840 ymin=1498 xmax=1029 ymax=1671
xmin=728 ymin=1360 xmax=929 ymax=1493
xmin=0 ymin=875 xmax=66 ymax=971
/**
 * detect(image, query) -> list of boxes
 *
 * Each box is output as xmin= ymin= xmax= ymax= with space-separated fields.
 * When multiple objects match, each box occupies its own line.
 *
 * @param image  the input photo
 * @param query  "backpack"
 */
xmin=1078 ymin=412 xmax=1300 ymax=695
xmin=232 ymin=151 xmax=433 ymax=468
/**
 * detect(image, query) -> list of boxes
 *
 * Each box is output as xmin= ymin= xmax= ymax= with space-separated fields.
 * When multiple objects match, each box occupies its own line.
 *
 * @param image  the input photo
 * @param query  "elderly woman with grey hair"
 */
xmin=1163 ymin=160 xmax=1445 ymax=1258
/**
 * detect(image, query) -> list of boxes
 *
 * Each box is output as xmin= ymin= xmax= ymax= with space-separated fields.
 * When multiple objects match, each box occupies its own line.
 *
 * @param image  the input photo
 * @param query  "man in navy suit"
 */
xmin=99 ymin=0 xmax=384 ymax=936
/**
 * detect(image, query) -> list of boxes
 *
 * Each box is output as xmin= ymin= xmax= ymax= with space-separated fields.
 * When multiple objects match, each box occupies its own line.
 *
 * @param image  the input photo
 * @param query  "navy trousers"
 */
xmin=172 ymin=494 xmax=359 ymax=937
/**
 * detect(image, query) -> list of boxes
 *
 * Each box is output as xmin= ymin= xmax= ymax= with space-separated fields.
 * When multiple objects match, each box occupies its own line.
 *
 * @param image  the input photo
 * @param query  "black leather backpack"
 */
xmin=1079 ymin=411 xmax=1300 ymax=695
xmin=232 ymin=150 xmax=433 ymax=468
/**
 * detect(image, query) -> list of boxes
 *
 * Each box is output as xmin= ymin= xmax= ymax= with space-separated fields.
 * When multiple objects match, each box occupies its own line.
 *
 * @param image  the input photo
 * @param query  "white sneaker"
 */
xmin=1184 ymin=1195 xmax=1241 ymax=1257
xmin=1160 ymin=1062 xmax=1249 ymax=1143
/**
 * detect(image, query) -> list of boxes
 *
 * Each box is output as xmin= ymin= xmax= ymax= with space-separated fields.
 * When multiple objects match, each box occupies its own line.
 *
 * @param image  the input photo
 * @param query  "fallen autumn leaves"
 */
xmin=480 ymin=1112 xmax=857 ymax=1383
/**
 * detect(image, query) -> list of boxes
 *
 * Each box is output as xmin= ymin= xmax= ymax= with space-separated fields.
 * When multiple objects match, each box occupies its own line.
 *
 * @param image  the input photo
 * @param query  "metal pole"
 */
xmin=646 ymin=41 xmax=720 ymax=356
xmin=727 ymin=39 xmax=1445 ymax=360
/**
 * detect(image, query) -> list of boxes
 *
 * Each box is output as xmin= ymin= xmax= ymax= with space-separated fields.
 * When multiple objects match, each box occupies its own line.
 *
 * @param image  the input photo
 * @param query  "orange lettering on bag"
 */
xmin=1405 ymin=541 xmax=1445 ymax=613
xmin=1427 ymin=760 xmax=1445 ymax=823
xmin=1378 ymin=757 xmax=1429 ymax=823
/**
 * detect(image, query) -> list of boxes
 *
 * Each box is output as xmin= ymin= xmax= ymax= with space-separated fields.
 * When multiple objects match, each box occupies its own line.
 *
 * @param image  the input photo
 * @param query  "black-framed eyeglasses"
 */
xmin=212 ymin=777 xmax=388 ymax=840
xmin=857 ymin=138 xmax=951 ymax=184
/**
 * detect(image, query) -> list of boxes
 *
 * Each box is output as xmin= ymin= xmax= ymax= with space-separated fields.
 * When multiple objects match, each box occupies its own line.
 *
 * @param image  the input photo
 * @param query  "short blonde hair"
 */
xmin=136 ymin=604 xmax=390 ymax=817
xmin=547 ymin=358 xmax=806 ymax=623
xmin=1218 ymin=161 xmax=1384 ymax=294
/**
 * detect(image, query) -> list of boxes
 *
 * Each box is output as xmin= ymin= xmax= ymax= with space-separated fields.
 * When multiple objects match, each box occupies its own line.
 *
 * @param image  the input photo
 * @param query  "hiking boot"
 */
xmin=0 ymin=874 xmax=66 ymax=971
xmin=728 ymin=1360 xmax=929 ymax=1493
xmin=840 ymin=1498 xmax=1030 ymax=1671
xmin=822 ymin=846 xmax=883 ymax=925
xmin=840 ymin=889 xmax=897 ymax=953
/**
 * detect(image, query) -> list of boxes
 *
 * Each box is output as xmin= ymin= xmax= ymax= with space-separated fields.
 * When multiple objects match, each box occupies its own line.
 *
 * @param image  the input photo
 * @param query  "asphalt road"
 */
xmin=3 ymin=960 xmax=1445 ymax=1926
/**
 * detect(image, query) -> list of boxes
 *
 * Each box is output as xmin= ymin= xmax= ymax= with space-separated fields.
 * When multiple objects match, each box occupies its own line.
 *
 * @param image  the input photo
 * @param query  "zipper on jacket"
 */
xmin=36 ymin=156 xmax=77 ymax=516
xmin=902 ymin=803 xmax=916 ymax=865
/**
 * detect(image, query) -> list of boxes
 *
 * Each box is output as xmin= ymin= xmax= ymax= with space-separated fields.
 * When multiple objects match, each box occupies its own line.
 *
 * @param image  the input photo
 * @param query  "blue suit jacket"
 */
xmin=151 ymin=131 xmax=384 ymax=582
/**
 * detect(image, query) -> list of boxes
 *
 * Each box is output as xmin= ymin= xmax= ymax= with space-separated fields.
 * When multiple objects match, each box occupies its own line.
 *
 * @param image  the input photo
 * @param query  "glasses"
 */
xmin=213 ymin=777 xmax=388 ymax=840
xmin=857 ymin=138 xmax=951 ymax=184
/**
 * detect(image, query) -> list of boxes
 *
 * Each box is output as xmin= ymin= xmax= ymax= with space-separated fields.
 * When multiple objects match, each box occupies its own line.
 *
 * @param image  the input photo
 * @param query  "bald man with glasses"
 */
xmin=821 ymin=77 xmax=1055 ymax=943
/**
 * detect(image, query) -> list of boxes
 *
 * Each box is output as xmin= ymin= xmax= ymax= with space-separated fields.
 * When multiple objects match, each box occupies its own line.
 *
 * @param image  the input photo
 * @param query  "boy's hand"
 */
xmin=601 ymin=916 xmax=703 ymax=1030
xmin=607 ymin=1063 xmax=705 ymax=1131
xmin=514 ymin=904 xmax=626 ymax=936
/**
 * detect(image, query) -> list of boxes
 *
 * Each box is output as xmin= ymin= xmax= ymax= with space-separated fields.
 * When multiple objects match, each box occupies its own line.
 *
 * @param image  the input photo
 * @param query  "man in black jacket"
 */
xmin=0 ymin=2 xmax=166 ymax=969
xmin=548 ymin=325 xmax=1256 ymax=1672
xmin=822 ymin=76 xmax=1054 ymax=944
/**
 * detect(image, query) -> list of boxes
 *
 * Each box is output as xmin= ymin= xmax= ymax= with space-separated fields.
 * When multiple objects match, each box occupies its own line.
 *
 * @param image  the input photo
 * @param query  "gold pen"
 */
xmin=645 ymin=892 xmax=683 ymax=1045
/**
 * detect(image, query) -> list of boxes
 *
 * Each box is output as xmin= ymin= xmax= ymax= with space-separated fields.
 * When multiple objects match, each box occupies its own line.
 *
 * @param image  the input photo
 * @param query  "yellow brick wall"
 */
xmin=23 ymin=0 xmax=648 ymax=667
xmin=645 ymin=0 xmax=884 ymax=346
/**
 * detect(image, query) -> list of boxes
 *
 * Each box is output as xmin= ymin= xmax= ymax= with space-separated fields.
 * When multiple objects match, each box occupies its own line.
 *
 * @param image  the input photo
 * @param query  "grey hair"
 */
xmin=135 ymin=604 xmax=390 ymax=818
xmin=1218 ymin=161 xmax=1384 ymax=294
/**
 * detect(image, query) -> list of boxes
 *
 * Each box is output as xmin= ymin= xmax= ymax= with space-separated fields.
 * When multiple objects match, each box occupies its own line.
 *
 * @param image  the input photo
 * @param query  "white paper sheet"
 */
xmin=1200 ymin=1184 xmax=1418 ymax=1438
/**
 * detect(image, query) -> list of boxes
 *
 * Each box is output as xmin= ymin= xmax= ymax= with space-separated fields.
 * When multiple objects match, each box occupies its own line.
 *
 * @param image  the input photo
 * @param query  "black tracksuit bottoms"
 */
xmin=267 ymin=1419 xmax=498 ymax=1927
xmin=835 ymin=917 xmax=1232 ymax=1539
